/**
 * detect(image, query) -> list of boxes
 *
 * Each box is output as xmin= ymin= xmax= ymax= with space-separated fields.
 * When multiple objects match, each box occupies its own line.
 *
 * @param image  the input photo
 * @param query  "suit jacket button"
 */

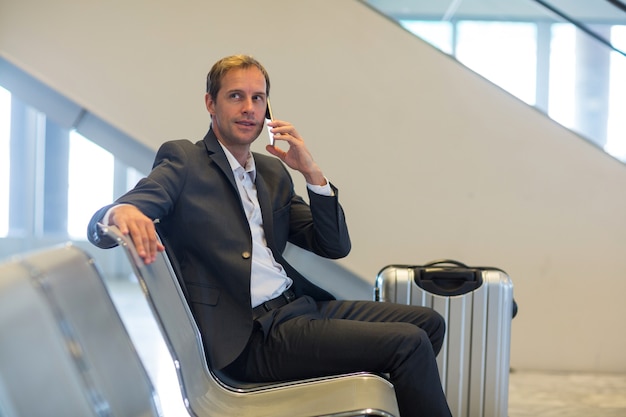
xmin=242 ymin=251 xmax=251 ymax=259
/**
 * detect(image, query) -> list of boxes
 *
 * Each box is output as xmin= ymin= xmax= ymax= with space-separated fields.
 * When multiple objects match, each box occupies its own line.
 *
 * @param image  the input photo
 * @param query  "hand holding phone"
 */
xmin=265 ymin=98 xmax=274 ymax=146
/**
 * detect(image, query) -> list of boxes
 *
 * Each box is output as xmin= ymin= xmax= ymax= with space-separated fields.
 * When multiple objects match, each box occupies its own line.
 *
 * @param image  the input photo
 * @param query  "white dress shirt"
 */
xmin=219 ymin=143 xmax=332 ymax=307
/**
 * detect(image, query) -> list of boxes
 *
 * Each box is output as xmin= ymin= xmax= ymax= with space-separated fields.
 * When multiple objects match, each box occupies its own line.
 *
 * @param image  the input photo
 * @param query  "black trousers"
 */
xmin=226 ymin=296 xmax=453 ymax=417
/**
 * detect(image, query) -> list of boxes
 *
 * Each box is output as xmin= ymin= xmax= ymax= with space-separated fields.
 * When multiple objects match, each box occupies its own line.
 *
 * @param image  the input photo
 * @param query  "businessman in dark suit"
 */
xmin=88 ymin=55 xmax=452 ymax=417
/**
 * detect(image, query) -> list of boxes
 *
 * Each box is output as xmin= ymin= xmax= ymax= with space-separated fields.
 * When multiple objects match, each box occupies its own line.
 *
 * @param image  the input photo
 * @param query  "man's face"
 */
xmin=205 ymin=67 xmax=267 ymax=149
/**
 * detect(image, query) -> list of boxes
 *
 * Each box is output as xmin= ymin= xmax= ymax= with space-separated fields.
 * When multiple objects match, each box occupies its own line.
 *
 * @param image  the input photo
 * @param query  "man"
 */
xmin=88 ymin=54 xmax=452 ymax=417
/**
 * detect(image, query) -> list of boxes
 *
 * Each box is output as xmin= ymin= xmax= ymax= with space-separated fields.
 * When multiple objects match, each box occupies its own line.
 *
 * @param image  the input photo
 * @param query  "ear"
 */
xmin=205 ymin=93 xmax=215 ymax=116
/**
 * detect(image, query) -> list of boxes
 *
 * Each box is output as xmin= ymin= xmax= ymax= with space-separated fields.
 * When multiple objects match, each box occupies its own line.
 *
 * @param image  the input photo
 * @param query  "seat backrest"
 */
xmin=101 ymin=224 xmax=400 ymax=417
xmin=0 ymin=243 xmax=160 ymax=417
xmin=101 ymin=224 xmax=217 ymax=399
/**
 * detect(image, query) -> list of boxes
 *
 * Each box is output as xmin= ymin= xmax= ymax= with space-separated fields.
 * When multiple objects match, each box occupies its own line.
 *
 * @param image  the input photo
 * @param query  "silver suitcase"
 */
xmin=374 ymin=260 xmax=514 ymax=417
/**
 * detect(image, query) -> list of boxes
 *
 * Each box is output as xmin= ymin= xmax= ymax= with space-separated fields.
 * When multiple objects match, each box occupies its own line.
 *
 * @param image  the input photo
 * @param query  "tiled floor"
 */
xmin=508 ymin=370 xmax=626 ymax=417
xmin=106 ymin=278 xmax=626 ymax=417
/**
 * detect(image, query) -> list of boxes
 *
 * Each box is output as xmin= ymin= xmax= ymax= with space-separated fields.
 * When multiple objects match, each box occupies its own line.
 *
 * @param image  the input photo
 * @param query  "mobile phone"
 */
xmin=265 ymin=98 xmax=274 ymax=146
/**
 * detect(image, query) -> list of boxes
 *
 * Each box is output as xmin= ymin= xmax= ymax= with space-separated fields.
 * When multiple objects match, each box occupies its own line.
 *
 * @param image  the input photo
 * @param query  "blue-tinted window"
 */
xmin=606 ymin=26 xmax=626 ymax=160
xmin=0 ymin=87 xmax=10 ymax=237
xmin=68 ymin=131 xmax=114 ymax=239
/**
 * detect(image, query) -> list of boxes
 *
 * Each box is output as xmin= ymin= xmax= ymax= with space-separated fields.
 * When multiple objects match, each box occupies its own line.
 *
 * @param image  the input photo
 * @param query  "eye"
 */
xmin=252 ymin=94 xmax=265 ymax=102
xmin=229 ymin=92 xmax=242 ymax=100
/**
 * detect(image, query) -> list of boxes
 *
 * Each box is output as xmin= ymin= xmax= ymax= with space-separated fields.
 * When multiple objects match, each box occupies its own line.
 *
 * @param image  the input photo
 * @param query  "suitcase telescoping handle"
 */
xmin=413 ymin=259 xmax=483 ymax=296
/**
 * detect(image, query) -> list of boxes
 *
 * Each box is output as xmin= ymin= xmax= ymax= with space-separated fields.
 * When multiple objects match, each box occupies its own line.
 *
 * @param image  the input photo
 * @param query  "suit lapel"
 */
xmin=254 ymin=174 xmax=277 ymax=251
xmin=202 ymin=129 xmax=238 ymax=191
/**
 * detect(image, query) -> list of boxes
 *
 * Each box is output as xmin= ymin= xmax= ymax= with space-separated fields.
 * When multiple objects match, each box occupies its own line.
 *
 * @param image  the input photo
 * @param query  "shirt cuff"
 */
xmin=306 ymin=178 xmax=334 ymax=196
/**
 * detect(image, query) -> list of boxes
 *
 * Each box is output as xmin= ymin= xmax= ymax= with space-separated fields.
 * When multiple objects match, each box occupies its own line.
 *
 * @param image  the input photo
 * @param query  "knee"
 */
xmin=390 ymin=326 xmax=435 ymax=369
xmin=427 ymin=311 xmax=446 ymax=355
xmin=396 ymin=324 xmax=433 ymax=355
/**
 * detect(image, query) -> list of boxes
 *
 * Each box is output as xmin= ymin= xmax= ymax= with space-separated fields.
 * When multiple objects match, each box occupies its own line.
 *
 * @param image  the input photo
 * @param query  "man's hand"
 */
xmin=265 ymin=120 xmax=327 ymax=186
xmin=108 ymin=205 xmax=165 ymax=264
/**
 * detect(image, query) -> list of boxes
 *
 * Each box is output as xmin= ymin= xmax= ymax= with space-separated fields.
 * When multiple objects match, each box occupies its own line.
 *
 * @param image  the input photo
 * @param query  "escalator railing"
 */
xmin=361 ymin=0 xmax=626 ymax=163
xmin=534 ymin=0 xmax=626 ymax=56
xmin=608 ymin=0 xmax=626 ymax=13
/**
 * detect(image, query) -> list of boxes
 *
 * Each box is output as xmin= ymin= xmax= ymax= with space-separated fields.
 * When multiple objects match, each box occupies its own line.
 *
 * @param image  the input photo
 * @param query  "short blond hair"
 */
xmin=206 ymin=55 xmax=271 ymax=100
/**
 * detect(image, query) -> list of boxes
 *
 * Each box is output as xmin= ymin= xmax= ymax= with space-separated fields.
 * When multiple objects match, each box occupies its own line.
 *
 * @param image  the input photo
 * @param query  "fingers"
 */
xmin=109 ymin=205 xmax=163 ymax=264
xmin=267 ymin=120 xmax=302 ymax=144
xmin=127 ymin=221 xmax=158 ymax=264
xmin=266 ymin=119 xmax=307 ymax=160
xmin=266 ymin=120 xmax=324 ymax=183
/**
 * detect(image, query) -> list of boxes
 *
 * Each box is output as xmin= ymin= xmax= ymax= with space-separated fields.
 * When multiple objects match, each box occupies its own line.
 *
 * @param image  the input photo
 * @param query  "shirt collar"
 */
xmin=218 ymin=142 xmax=256 ymax=182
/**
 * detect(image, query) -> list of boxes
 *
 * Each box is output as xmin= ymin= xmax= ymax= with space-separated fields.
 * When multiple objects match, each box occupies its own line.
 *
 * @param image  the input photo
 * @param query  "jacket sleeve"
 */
xmin=85 ymin=140 xmax=190 ymax=249
xmin=86 ymin=204 xmax=118 ymax=248
xmin=288 ymin=182 xmax=351 ymax=260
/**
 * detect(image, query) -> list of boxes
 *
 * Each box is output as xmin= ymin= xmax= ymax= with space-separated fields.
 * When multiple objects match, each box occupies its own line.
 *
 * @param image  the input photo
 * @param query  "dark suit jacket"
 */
xmin=88 ymin=128 xmax=351 ymax=370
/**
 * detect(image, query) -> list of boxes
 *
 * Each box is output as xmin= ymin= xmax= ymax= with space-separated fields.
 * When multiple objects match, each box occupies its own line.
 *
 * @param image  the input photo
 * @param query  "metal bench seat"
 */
xmin=100 ymin=224 xmax=400 ymax=417
xmin=0 ymin=244 xmax=161 ymax=417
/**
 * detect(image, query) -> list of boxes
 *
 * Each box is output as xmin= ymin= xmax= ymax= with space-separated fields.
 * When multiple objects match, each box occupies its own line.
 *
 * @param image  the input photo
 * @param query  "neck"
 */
xmin=224 ymin=144 xmax=250 ymax=168
xmin=212 ymin=130 xmax=251 ymax=167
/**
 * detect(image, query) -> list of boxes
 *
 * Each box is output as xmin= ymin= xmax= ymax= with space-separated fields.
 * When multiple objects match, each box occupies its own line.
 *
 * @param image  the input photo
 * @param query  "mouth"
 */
xmin=235 ymin=119 xmax=258 ymax=129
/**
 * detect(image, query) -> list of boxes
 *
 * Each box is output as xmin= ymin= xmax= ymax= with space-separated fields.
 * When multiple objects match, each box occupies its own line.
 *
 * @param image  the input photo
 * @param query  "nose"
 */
xmin=241 ymin=98 xmax=255 ymax=116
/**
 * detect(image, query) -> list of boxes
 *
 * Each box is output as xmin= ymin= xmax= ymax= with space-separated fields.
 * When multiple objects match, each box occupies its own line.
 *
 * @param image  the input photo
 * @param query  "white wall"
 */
xmin=1 ymin=0 xmax=625 ymax=373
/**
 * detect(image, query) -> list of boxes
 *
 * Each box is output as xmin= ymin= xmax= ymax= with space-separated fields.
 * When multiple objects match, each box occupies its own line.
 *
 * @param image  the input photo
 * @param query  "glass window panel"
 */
xmin=548 ymin=24 xmax=577 ymax=130
xmin=605 ymin=25 xmax=626 ymax=161
xmin=0 ymin=87 xmax=10 ymax=237
xmin=456 ymin=21 xmax=538 ymax=105
xmin=126 ymin=166 xmax=145 ymax=190
xmin=67 ymin=131 xmax=114 ymax=239
xmin=400 ymin=20 xmax=454 ymax=54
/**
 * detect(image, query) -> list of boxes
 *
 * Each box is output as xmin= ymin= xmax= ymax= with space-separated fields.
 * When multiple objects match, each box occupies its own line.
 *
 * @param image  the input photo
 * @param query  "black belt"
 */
xmin=252 ymin=289 xmax=296 ymax=319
